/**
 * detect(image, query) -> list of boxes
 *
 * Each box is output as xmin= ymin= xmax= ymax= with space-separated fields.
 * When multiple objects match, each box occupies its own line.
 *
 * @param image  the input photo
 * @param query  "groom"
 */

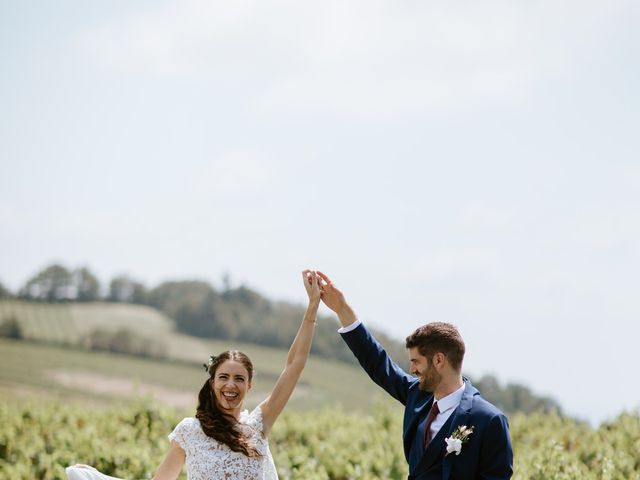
xmin=317 ymin=271 xmax=513 ymax=479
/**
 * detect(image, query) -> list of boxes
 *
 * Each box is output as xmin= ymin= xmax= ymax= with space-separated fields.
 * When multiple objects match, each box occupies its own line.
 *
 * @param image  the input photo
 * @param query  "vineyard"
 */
xmin=0 ymin=301 xmax=177 ymax=352
xmin=1 ymin=399 xmax=639 ymax=480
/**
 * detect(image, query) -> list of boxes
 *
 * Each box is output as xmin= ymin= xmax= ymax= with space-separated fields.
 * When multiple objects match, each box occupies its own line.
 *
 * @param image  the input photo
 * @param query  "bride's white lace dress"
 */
xmin=66 ymin=406 xmax=278 ymax=480
xmin=170 ymin=407 xmax=278 ymax=480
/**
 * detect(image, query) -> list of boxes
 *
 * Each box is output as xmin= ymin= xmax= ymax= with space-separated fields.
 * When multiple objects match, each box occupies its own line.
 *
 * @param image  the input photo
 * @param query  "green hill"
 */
xmin=0 ymin=300 xmax=171 ymax=342
xmin=0 ymin=298 xmax=561 ymax=415
xmin=11 ymin=265 xmax=411 ymax=364
xmin=0 ymin=337 xmax=391 ymax=413
xmin=0 ymin=299 xmax=390 ymax=411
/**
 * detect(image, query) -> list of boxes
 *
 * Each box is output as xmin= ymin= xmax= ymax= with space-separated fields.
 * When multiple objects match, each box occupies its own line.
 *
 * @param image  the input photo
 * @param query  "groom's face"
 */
xmin=409 ymin=347 xmax=441 ymax=392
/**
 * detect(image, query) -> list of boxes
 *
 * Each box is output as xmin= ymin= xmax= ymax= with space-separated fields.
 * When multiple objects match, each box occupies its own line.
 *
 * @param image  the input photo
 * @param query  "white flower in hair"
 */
xmin=203 ymin=354 xmax=217 ymax=372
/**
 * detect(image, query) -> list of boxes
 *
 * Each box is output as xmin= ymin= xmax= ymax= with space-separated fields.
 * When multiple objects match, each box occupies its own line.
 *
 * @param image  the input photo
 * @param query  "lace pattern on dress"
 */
xmin=168 ymin=406 xmax=278 ymax=480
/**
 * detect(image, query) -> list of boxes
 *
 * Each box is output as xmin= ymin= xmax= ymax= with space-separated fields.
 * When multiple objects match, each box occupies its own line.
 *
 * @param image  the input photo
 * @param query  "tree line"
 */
xmin=2 ymin=264 xmax=407 ymax=364
xmin=0 ymin=264 xmax=562 ymax=415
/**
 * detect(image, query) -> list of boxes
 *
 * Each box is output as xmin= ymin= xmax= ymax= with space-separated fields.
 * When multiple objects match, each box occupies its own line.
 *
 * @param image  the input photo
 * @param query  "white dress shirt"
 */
xmin=429 ymin=383 xmax=465 ymax=440
xmin=337 ymin=319 xmax=362 ymax=334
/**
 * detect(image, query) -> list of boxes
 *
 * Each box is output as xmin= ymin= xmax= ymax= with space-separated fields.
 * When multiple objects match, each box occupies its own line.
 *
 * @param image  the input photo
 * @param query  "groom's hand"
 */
xmin=316 ymin=271 xmax=357 ymax=327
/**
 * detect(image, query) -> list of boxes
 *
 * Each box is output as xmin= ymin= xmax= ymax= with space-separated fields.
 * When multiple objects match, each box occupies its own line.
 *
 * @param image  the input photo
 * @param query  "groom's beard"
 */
xmin=418 ymin=363 xmax=442 ymax=392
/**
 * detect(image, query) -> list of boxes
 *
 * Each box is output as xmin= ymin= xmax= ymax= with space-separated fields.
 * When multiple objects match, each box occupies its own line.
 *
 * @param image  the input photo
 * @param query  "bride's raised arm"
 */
xmin=258 ymin=269 xmax=320 ymax=436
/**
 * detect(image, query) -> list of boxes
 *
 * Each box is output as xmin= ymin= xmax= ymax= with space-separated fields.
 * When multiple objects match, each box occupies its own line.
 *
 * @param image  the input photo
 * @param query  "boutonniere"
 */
xmin=445 ymin=425 xmax=474 ymax=456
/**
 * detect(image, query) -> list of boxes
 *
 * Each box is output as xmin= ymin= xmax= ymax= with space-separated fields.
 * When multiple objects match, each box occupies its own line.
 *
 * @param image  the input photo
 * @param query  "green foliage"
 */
xmin=18 ymin=265 xmax=100 ymax=302
xmin=108 ymin=276 xmax=148 ymax=304
xmin=0 ymin=281 xmax=11 ymax=299
xmin=510 ymin=411 xmax=640 ymax=479
xmin=148 ymin=281 xmax=222 ymax=338
xmin=0 ymin=316 xmax=23 ymax=339
xmin=16 ymin=261 xmax=406 ymax=365
xmin=145 ymin=281 xmax=405 ymax=365
xmin=74 ymin=268 xmax=101 ymax=302
xmin=0 ymin=400 xmax=181 ymax=480
xmin=19 ymin=264 xmax=74 ymax=302
xmin=1 ymin=400 xmax=639 ymax=480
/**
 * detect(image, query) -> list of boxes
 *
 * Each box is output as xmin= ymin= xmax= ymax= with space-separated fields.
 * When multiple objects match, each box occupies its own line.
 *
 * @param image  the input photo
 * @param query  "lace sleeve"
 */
xmin=247 ymin=406 xmax=266 ymax=437
xmin=168 ymin=418 xmax=192 ymax=451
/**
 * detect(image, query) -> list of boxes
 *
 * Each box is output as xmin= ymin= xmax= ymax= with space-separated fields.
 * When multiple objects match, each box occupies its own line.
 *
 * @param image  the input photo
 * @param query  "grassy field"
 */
xmin=0 ymin=337 xmax=394 ymax=413
xmin=0 ymin=300 xmax=176 ymax=347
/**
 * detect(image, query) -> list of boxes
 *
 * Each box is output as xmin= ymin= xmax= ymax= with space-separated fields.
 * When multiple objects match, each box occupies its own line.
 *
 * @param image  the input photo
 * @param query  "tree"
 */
xmin=73 ymin=267 xmax=101 ymax=302
xmin=18 ymin=264 xmax=102 ymax=302
xmin=0 ymin=281 xmax=12 ymax=299
xmin=108 ymin=276 xmax=147 ymax=304
xmin=19 ymin=264 xmax=75 ymax=301
xmin=148 ymin=281 xmax=223 ymax=337
xmin=473 ymin=374 xmax=562 ymax=415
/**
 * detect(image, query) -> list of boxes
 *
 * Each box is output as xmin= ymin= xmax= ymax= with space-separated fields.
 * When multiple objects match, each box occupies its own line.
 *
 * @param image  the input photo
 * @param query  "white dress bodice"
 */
xmin=169 ymin=406 xmax=278 ymax=480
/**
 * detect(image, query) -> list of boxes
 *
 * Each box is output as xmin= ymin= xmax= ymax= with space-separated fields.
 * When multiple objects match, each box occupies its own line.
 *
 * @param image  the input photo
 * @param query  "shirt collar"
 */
xmin=434 ymin=382 xmax=465 ymax=414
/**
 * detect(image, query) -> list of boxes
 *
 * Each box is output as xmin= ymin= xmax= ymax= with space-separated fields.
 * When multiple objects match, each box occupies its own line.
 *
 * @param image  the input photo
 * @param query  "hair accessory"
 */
xmin=203 ymin=354 xmax=217 ymax=372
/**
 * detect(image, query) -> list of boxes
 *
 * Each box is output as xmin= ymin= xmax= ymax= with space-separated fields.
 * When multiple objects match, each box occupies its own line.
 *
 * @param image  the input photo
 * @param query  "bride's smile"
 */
xmin=212 ymin=360 xmax=252 ymax=414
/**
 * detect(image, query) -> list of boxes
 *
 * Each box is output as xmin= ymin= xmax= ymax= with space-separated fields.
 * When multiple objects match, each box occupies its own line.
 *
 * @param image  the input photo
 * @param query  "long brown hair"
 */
xmin=196 ymin=350 xmax=260 ymax=457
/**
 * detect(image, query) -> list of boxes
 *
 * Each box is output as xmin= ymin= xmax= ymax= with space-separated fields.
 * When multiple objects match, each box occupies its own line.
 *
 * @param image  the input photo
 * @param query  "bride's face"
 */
xmin=211 ymin=360 xmax=252 ymax=412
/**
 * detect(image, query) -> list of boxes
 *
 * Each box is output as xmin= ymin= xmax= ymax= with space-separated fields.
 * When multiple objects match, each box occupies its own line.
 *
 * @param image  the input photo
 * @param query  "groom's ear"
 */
xmin=433 ymin=352 xmax=446 ymax=368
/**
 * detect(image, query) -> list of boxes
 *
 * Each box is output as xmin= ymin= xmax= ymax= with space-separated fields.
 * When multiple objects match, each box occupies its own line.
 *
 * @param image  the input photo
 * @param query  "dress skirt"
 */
xmin=66 ymin=465 xmax=124 ymax=480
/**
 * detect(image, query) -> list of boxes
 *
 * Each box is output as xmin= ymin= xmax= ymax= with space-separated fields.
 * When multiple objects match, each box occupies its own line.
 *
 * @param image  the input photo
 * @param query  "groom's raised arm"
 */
xmin=316 ymin=271 xmax=414 ymax=405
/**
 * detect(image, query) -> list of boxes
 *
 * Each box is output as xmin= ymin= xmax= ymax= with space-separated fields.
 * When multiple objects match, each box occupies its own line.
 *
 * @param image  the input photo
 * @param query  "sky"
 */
xmin=1 ymin=0 xmax=639 ymax=425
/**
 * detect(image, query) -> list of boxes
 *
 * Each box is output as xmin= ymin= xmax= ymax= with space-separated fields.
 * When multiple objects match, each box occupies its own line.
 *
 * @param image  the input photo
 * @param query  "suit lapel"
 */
xmin=404 ymin=394 xmax=434 ymax=455
xmin=442 ymin=380 xmax=476 ymax=480
xmin=418 ymin=411 xmax=456 ymax=471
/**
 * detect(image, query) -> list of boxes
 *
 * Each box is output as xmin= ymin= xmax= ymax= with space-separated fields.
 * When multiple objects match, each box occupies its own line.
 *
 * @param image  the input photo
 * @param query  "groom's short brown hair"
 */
xmin=405 ymin=322 xmax=466 ymax=371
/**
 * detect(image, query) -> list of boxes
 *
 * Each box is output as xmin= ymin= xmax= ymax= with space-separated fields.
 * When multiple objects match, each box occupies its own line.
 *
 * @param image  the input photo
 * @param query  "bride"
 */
xmin=67 ymin=270 xmax=322 ymax=480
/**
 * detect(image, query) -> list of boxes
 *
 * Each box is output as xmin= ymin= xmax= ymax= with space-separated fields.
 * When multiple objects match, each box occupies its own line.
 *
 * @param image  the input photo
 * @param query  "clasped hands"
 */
xmin=302 ymin=270 xmax=354 ymax=323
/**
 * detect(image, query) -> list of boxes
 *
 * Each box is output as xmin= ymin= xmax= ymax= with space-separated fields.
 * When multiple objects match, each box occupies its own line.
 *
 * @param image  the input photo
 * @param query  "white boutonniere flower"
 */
xmin=445 ymin=425 xmax=474 ymax=456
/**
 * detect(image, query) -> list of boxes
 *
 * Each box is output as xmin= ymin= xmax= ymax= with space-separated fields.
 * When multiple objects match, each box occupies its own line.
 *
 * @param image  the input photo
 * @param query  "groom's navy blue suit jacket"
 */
xmin=341 ymin=323 xmax=513 ymax=480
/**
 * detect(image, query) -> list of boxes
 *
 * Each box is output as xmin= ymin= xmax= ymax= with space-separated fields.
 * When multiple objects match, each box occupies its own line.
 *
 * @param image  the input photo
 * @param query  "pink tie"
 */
xmin=423 ymin=401 xmax=440 ymax=448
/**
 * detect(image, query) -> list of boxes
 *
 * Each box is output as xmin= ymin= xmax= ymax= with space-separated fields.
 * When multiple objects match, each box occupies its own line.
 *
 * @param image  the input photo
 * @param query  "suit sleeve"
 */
xmin=478 ymin=414 xmax=514 ymax=480
xmin=340 ymin=323 xmax=414 ymax=405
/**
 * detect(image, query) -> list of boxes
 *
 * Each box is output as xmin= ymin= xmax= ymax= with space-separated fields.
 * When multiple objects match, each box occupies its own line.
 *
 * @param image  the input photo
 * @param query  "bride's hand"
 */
xmin=302 ymin=269 xmax=321 ymax=304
